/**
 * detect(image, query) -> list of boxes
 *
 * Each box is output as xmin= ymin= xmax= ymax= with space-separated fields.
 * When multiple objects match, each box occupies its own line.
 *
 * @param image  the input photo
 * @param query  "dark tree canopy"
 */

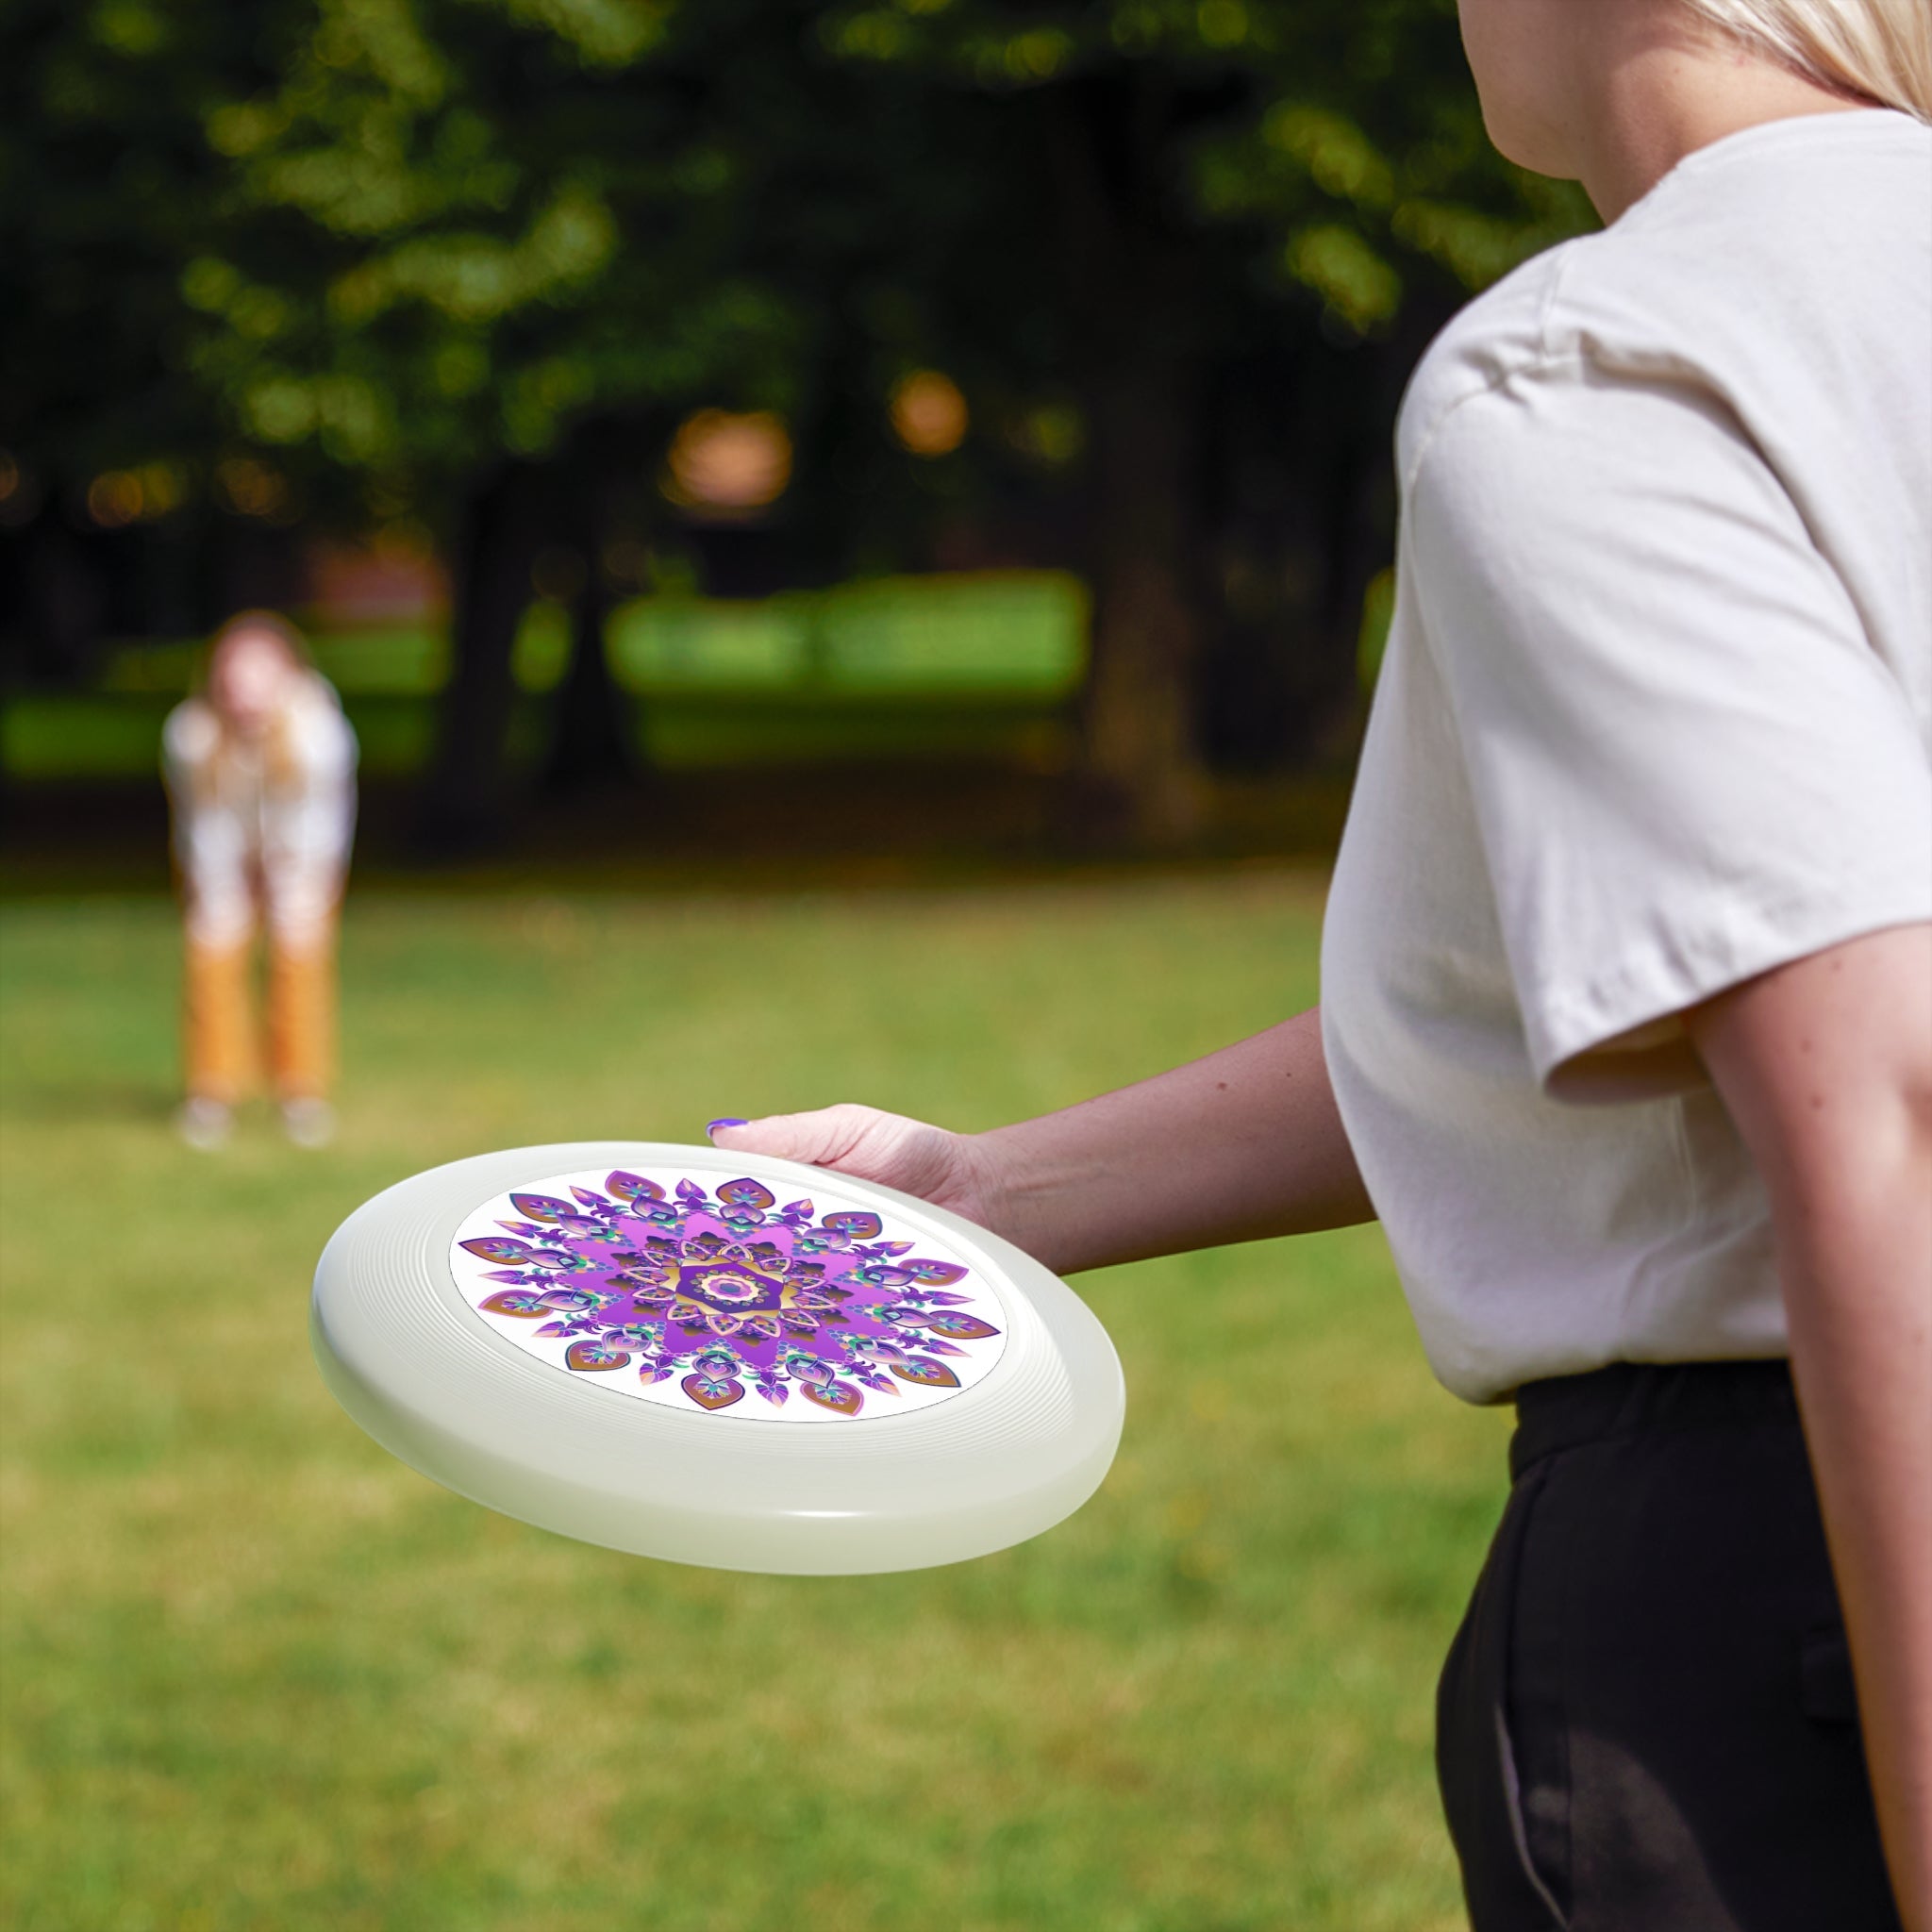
xmin=2 ymin=0 xmax=1593 ymax=841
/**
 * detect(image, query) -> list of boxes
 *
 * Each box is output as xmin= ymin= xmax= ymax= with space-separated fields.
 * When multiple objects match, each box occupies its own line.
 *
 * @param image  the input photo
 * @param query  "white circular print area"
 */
xmin=450 ymin=1166 xmax=1008 ymax=1424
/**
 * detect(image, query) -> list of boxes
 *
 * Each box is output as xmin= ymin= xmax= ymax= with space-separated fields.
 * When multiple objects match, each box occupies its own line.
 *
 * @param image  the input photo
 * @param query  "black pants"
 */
xmin=1436 ymin=1360 xmax=1900 ymax=1932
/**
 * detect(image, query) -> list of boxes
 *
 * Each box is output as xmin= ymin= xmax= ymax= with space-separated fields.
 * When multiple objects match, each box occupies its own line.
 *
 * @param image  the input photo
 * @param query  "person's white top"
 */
xmin=163 ymin=670 xmax=358 ymax=950
xmin=1322 ymin=109 xmax=1932 ymax=1406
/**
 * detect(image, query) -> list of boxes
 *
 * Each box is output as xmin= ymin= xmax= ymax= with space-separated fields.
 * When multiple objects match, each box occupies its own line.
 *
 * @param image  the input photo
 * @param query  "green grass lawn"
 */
xmin=0 ymin=875 xmax=1506 ymax=1932
xmin=2 ymin=573 xmax=1089 ymax=782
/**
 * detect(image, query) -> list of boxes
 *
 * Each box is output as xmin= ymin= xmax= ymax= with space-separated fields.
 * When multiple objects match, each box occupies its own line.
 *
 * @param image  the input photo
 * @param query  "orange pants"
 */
xmin=184 ymin=922 xmax=337 ymax=1105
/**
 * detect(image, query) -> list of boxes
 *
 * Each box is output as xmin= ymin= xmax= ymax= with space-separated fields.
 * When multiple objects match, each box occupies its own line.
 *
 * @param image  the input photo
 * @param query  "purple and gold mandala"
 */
xmin=450 ymin=1167 xmax=1007 ymax=1424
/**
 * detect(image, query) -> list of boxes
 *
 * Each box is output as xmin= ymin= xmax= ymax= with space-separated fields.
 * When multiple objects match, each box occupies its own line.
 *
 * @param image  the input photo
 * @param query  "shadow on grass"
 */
xmin=1 ymin=765 xmax=1357 ymax=900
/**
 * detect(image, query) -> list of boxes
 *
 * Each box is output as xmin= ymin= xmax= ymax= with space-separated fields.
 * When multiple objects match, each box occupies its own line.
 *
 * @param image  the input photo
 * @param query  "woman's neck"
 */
xmin=1574 ymin=17 xmax=1876 ymax=223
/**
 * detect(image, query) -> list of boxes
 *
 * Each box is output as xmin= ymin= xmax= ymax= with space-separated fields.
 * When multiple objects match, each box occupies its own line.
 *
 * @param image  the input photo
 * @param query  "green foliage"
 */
xmin=5 ymin=0 xmax=1592 ymax=522
xmin=2 ymin=1 xmax=270 ymax=484
xmin=808 ymin=0 xmax=1591 ymax=325
xmin=169 ymin=0 xmax=813 ymax=497
xmin=0 ymin=878 xmax=1509 ymax=1929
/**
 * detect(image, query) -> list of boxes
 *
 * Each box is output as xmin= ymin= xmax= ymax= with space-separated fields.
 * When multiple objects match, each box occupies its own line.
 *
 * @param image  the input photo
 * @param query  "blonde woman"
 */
xmin=708 ymin=2 xmax=1932 ymax=1924
xmin=163 ymin=612 xmax=358 ymax=1150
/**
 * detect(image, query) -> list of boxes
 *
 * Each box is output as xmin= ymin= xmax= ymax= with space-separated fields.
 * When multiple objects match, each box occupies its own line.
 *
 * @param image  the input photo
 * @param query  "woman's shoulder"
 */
xmin=162 ymin=696 xmax=221 ymax=768
xmin=1398 ymin=110 xmax=1932 ymax=490
xmin=1394 ymin=209 xmax=1752 ymax=490
xmin=1395 ymin=242 xmax=1583 ymax=485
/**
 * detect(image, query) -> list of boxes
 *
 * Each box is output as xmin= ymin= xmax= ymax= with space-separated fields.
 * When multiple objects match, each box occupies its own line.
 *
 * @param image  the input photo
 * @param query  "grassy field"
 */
xmin=0 ymin=874 xmax=1507 ymax=1932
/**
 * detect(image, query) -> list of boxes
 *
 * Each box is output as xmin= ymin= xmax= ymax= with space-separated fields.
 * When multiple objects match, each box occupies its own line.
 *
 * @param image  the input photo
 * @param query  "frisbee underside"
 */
xmin=311 ymin=1142 xmax=1124 ymax=1574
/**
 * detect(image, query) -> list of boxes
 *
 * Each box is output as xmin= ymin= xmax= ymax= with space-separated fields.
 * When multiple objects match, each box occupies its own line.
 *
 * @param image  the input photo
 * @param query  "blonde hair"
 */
xmin=1682 ymin=0 xmax=1932 ymax=120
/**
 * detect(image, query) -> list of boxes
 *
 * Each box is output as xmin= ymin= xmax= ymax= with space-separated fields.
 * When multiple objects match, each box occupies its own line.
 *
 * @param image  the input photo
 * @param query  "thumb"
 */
xmin=706 ymin=1106 xmax=976 ymax=1214
xmin=707 ymin=1106 xmax=868 ymax=1168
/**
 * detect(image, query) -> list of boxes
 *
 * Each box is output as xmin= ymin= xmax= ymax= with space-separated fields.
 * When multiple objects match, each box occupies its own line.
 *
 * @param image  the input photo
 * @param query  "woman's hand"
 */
xmin=709 ymin=1106 xmax=1008 ymax=1230
xmin=706 ymin=1008 xmax=1373 ymax=1276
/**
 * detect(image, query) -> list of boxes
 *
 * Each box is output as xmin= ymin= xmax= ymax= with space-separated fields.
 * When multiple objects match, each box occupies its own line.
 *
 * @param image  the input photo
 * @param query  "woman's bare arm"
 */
xmin=710 ymin=1006 xmax=1374 ymax=1275
xmin=1690 ymin=923 xmax=1932 ymax=1932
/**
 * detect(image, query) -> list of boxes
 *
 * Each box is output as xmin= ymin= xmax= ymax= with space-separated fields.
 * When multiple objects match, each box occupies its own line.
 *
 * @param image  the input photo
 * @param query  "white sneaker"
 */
xmin=175 ymin=1096 xmax=233 ymax=1151
xmin=280 ymin=1097 xmax=337 ymax=1149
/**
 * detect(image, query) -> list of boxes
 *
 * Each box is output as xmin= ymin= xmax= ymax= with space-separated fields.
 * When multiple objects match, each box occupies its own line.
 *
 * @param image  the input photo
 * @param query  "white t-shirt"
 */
xmin=163 ymin=671 xmax=358 ymax=950
xmin=1322 ymin=109 xmax=1932 ymax=1405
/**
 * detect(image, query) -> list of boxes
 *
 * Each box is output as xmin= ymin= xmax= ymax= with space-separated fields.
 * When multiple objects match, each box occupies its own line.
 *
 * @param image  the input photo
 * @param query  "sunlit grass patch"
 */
xmin=1 ymin=878 xmax=1504 ymax=1931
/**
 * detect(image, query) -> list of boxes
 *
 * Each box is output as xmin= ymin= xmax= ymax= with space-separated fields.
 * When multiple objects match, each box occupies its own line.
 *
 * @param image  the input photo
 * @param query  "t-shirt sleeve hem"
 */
xmin=1526 ymin=882 xmax=1932 ymax=1096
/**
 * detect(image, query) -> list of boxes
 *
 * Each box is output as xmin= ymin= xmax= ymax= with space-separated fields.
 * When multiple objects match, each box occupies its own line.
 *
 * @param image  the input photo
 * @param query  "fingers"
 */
xmin=706 ymin=1105 xmax=965 ymax=1205
xmin=708 ymin=1105 xmax=876 ymax=1169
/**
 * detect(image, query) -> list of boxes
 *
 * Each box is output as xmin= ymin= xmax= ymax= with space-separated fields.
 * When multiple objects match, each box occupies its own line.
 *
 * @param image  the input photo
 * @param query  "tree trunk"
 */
xmin=1079 ymin=361 xmax=1205 ymax=844
xmin=541 ymin=418 xmax=659 ymax=799
xmin=12 ymin=509 xmax=107 ymax=687
xmin=541 ymin=554 xmax=634 ymax=797
xmin=417 ymin=461 xmax=542 ymax=858
xmin=1045 ymin=75 xmax=1210 ymax=848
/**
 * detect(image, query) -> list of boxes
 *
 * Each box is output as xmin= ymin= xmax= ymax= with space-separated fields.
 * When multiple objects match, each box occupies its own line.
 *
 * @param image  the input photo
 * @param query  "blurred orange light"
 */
xmin=663 ymin=410 xmax=792 ymax=514
xmin=215 ymin=457 xmax=291 ymax=521
xmin=87 ymin=471 xmax=144 ymax=528
xmin=891 ymin=371 xmax=968 ymax=458
xmin=0 ymin=451 xmax=19 ymax=503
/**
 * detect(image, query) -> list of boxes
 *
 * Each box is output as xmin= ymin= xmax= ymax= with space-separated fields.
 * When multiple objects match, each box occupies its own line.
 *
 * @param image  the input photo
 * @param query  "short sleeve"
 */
xmin=1408 ymin=364 xmax=1932 ymax=1097
xmin=161 ymin=699 xmax=218 ymax=785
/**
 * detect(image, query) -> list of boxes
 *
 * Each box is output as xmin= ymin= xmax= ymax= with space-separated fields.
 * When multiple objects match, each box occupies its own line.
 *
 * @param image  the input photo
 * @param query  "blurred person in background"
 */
xmin=163 ymin=611 xmax=358 ymax=1151
xmin=711 ymin=0 xmax=1932 ymax=1926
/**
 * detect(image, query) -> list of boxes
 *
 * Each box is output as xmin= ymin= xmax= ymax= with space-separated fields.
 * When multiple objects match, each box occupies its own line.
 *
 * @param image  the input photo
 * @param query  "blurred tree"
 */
xmin=152 ymin=0 xmax=950 ymax=845
xmin=165 ymin=0 xmax=799 ymax=844
xmin=0 ymin=0 xmax=303 ymax=680
xmin=4 ymin=0 xmax=1591 ymax=843
xmin=808 ymin=0 xmax=1591 ymax=835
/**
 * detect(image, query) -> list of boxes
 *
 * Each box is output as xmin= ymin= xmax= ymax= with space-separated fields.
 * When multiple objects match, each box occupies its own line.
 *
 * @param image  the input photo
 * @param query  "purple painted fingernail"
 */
xmin=707 ymin=1118 xmax=748 ymax=1138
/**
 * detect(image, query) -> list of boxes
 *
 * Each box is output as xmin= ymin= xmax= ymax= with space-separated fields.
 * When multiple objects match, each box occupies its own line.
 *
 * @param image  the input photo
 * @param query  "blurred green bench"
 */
xmin=1 ymin=572 xmax=1089 ymax=780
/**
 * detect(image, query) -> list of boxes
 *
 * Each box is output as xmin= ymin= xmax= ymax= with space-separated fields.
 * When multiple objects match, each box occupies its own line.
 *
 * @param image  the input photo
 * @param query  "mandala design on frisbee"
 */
xmin=450 ymin=1168 xmax=1007 ymax=1424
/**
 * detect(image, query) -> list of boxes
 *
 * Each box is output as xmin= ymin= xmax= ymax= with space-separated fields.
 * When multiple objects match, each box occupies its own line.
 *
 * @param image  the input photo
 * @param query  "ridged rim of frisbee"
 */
xmin=310 ymin=1141 xmax=1124 ymax=1574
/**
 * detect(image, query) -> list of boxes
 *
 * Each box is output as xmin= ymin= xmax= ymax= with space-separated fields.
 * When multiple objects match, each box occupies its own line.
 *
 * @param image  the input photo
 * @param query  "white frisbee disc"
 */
xmin=310 ymin=1141 xmax=1124 ymax=1574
